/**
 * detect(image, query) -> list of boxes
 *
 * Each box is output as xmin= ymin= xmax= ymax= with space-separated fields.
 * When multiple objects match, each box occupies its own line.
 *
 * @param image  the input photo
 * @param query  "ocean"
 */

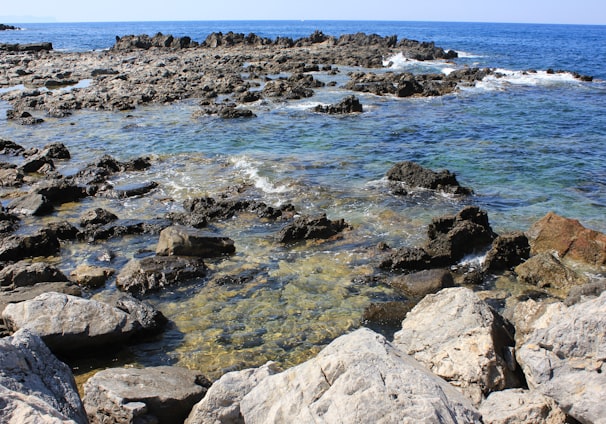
xmin=1 ymin=20 xmax=605 ymax=377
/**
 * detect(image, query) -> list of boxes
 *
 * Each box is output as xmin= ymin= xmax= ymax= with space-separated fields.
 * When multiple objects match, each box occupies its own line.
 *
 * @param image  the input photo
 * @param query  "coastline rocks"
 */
xmin=527 ymin=211 xmax=606 ymax=269
xmin=389 ymin=268 xmax=454 ymax=297
xmin=0 ymin=138 xmax=25 ymax=155
xmin=386 ymin=160 xmax=472 ymax=195
xmin=514 ymin=251 xmax=590 ymax=291
xmin=514 ymin=292 xmax=606 ymax=423
xmin=314 ymin=95 xmax=363 ymax=114
xmin=83 ymin=366 xmax=209 ymax=424
xmin=185 ymin=361 xmax=281 ymax=424
xmin=80 ymin=207 xmax=118 ymax=227
xmin=116 ymin=255 xmax=207 ymax=294
xmin=478 ymin=388 xmax=566 ymax=424
xmin=2 ymin=292 xmax=166 ymax=354
xmin=277 ymin=214 xmax=350 ymax=243
xmin=0 ymin=261 xmax=68 ymax=290
xmin=156 ymin=225 xmax=236 ymax=258
xmin=0 ymin=329 xmax=87 ymax=424
xmin=0 ymin=210 xmax=20 ymax=234
xmin=6 ymin=192 xmax=54 ymax=216
xmin=483 ymin=231 xmax=530 ymax=272
xmin=70 ymin=264 xmax=114 ymax=288
xmin=393 ymin=287 xmax=522 ymax=405
xmin=0 ymin=167 xmax=24 ymax=187
xmin=113 ymin=33 xmax=198 ymax=50
xmin=0 ymin=229 xmax=60 ymax=262
xmin=237 ymin=328 xmax=481 ymax=423
xmin=0 ymin=42 xmax=53 ymax=52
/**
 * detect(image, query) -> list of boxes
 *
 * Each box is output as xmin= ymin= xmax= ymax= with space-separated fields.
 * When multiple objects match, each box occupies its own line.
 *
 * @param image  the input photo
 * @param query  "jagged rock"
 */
xmin=527 ymin=212 xmax=606 ymax=269
xmin=0 ymin=138 xmax=24 ymax=155
xmin=96 ymin=181 xmax=158 ymax=198
xmin=389 ymin=268 xmax=454 ymax=297
xmin=2 ymin=292 xmax=166 ymax=354
xmin=483 ymin=231 xmax=531 ymax=272
xmin=80 ymin=207 xmax=118 ymax=227
xmin=0 ymin=210 xmax=20 ymax=234
xmin=0 ymin=167 xmax=24 ymax=187
xmin=0 ymin=282 xmax=81 ymax=316
xmin=112 ymin=33 xmax=197 ymax=50
xmin=32 ymin=178 xmax=87 ymax=204
xmin=45 ymin=220 xmax=81 ymax=240
xmin=277 ymin=214 xmax=350 ymax=243
xmin=70 ymin=264 xmax=114 ymax=288
xmin=0 ymin=229 xmax=60 ymax=262
xmin=116 ymin=255 xmax=207 ymax=294
xmin=0 ymin=329 xmax=87 ymax=423
xmin=362 ymin=300 xmax=413 ymax=327
xmin=514 ymin=292 xmax=606 ymax=423
xmin=514 ymin=252 xmax=590 ymax=291
xmin=386 ymin=161 xmax=472 ymax=195
xmin=564 ymin=277 xmax=606 ymax=305
xmin=238 ymin=328 xmax=482 ymax=423
xmin=156 ymin=225 xmax=236 ymax=258
xmin=0 ymin=42 xmax=53 ymax=52
xmin=84 ymin=366 xmax=209 ymax=424
xmin=479 ymin=388 xmax=566 ymax=424
xmin=314 ymin=95 xmax=363 ymax=114
xmin=6 ymin=193 xmax=53 ymax=216
xmin=0 ymin=261 xmax=68 ymax=290
xmin=394 ymin=287 xmax=522 ymax=405
xmin=185 ymin=362 xmax=281 ymax=424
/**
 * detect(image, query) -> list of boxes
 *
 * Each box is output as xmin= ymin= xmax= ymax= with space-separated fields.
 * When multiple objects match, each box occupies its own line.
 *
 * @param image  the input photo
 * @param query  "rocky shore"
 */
xmin=1 ymin=31 xmax=604 ymax=423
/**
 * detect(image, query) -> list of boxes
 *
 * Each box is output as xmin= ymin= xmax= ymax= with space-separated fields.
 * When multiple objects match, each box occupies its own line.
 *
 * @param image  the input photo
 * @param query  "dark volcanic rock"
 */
xmin=80 ymin=207 xmax=119 ymax=228
xmin=277 ymin=214 xmax=350 ymax=243
xmin=483 ymin=232 xmax=530 ymax=272
xmin=314 ymin=95 xmax=363 ymax=114
xmin=0 ymin=138 xmax=25 ymax=155
xmin=386 ymin=161 xmax=472 ymax=195
xmin=45 ymin=220 xmax=81 ymax=240
xmin=32 ymin=178 xmax=87 ymax=204
xmin=6 ymin=193 xmax=53 ymax=216
xmin=0 ymin=211 xmax=20 ymax=234
xmin=113 ymin=33 xmax=197 ymax=50
xmin=156 ymin=225 xmax=236 ymax=258
xmin=0 ymin=42 xmax=53 ymax=52
xmin=0 ymin=229 xmax=60 ymax=262
xmin=0 ymin=261 xmax=68 ymax=290
xmin=116 ymin=255 xmax=208 ymax=294
xmin=389 ymin=268 xmax=454 ymax=297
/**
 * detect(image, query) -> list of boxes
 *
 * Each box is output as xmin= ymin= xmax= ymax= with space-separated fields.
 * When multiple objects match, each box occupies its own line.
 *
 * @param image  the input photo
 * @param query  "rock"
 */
xmin=32 ymin=178 xmax=87 ymax=204
xmin=80 ymin=218 xmax=170 ymax=242
xmin=113 ymin=33 xmax=197 ymax=50
xmin=83 ymin=366 xmax=209 ymax=424
xmin=564 ymin=277 xmax=606 ymax=305
xmin=386 ymin=161 xmax=471 ymax=195
xmin=116 ymin=255 xmax=207 ymax=294
xmin=527 ymin=212 xmax=606 ymax=269
xmin=96 ymin=181 xmax=158 ymax=198
xmin=0 ymin=261 xmax=68 ymax=289
xmin=479 ymin=388 xmax=566 ymax=424
xmin=393 ymin=287 xmax=522 ymax=405
xmin=0 ymin=229 xmax=60 ymax=262
xmin=0 ymin=210 xmax=20 ymax=234
xmin=45 ymin=220 xmax=81 ymax=240
xmin=314 ymin=95 xmax=363 ymax=114
xmin=0 ymin=42 xmax=53 ymax=52
xmin=0 ymin=138 xmax=25 ymax=155
xmin=514 ymin=252 xmax=590 ymax=291
xmin=6 ymin=193 xmax=53 ymax=216
xmin=38 ymin=142 xmax=71 ymax=160
xmin=389 ymin=268 xmax=454 ymax=297
xmin=277 ymin=214 xmax=350 ymax=243
xmin=515 ymin=293 xmax=606 ymax=423
xmin=0 ymin=329 xmax=87 ymax=423
xmin=186 ymin=362 xmax=280 ymax=424
xmin=80 ymin=207 xmax=118 ymax=227
xmin=483 ymin=231 xmax=530 ymax=272
xmin=156 ymin=225 xmax=236 ymax=257
xmin=70 ymin=264 xmax=114 ymax=288
xmin=0 ymin=167 xmax=24 ymax=187
xmin=19 ymin=150 xmax=53 ymax=171
xmin=238 ymin=328 xmax=481 ymax=423
xmin=362 ymin=300 xmax=413 ymax=327
xmin=0 ymin=282 xmax=81 ymax=315
xmin=2 ymin=292 xmax=166 ymax=354
xmin=0 ymin=24 xmax=19 ymax=31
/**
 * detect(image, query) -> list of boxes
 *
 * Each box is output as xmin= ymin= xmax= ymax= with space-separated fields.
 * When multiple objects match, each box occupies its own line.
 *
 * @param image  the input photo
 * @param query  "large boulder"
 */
xmin=386 ymin=161 xmax=472 ymax=195
xmin=0 ymin=329 xmax=87 ymax=423
xmin=514 ymin=292 xmax=606 ymax=423
xmin=156 ymin=225 xmax=236 ymax=257
xmin=388 ymin=268 xmax=454 ymax=297
xmin=313 ymin=95 xmax=363 ymax=114
xmin=479 ymin=388 xmax=566 ymax=424
xmin=527 ymin=212 xmax=606 ymax=269
xmin=0 ymin=261 xmax=68 ymax=290
xmin=393 ymin=287 xmax=522 ymax=405
xmin=116 ymin=255 xmax=207 ymax=294
xmin=237 ymin=328 xmax=482 ymax=423
xmin=83 ymin=366 xmax=209 ymax=424
xmin=2 ymin=292 xmax=166 ymax=354
xmin=483 ymin=231 xmax=531 ymax=272
xmin=185 ymin=362 xmax=281 ymax=424
xmin=514 ymin=251 xmax=590 ymax=291
xmin=7 ymin=192 xmax=54 ymax=216
xmin=0 ymin=229 xmax=60 ymax=262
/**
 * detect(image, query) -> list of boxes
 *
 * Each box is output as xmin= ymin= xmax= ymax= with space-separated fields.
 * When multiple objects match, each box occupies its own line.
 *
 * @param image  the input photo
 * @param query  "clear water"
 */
xmin=1 ymin=21 xmax=605 ymax=378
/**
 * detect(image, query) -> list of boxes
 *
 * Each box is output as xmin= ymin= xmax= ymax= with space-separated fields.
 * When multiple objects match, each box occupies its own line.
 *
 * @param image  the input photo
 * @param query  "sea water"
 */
xmin=1 ymin=21 xmax=605 ymax=377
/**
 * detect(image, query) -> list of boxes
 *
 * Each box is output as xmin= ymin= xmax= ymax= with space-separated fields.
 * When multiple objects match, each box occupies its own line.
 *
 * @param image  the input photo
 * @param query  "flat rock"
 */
xmin=393 ymin=287 xmax=522 ymax=405
xmin=389 ymin=268 xmax=453 ymax=297
xmin=156 ymin=225 xmax=236 ymax=257
xmin=83 ymin=366 xmax=209 ymax=424
xmin=0 ymin=282 xmax=81 ymax=316
xmin=2 ymin=292 xmax=166 ymax=354
xmin=7 ymin=192 xmax=54 ymax=216
xmin=0 ymin=329 xmax=87 ymax=423
xmin=0 ymin=167 xmax=24 ymax=186
xmin=479 ymin=388 xmax=566 ymax=424
xmin=515 ymin=292 xmax=606 ymax=423
xmin=0 ymin=261 xmax=68 ymax=290
xmin=70 ymin=264 xmax=114 ymax=288
xmin=239 ymin=328 xmax=481 ymax=423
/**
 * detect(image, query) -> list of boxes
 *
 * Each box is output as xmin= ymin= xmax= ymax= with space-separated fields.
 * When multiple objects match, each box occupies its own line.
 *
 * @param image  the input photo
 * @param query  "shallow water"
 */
xmin=2 ymin=21 xmax=606 ymax=379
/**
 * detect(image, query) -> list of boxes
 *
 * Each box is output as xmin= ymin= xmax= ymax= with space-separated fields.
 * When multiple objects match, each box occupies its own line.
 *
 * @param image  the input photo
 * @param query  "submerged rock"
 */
xmin=389 ymin=268 xmax=454 ymax=297
xmin=314 ymin=95 xmax=363 ymax=114
xmin=277 ymin=214 xmax=350 ymax=243
xmin=386 ymin=160 xmax=472 ymax=195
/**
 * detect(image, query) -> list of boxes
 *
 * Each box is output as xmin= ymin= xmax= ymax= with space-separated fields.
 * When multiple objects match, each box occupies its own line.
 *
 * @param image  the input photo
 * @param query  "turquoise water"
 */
xmin=1 ymin=21 xmax=605 ymax=376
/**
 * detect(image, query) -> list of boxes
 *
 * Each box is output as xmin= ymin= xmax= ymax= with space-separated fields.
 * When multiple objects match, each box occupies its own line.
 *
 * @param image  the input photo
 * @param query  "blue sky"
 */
xmin=1 ymin=0 xmax=604 ymax=25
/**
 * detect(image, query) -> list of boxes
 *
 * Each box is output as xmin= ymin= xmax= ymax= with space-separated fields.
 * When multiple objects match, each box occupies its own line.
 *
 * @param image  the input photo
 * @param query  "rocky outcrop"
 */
xmin=6 ymin=192 xmax=53 ymax=216
xmin=185 ymin=362 xmax=281 ymax=424
xmin=2 ymin=292 xmax=166 ymax=354
xmin=483 ymin=231 xmax=530 ymax=272
xmin=0 ymin=261 xmax=68 ymax=290
xmin=514 ymin=292 xmax=606 ymax=423
xmin=0 ymin=42 xmax=53 ymax=52
xmin=514 ymin=251 xmax=590 ymax=291
xmin=156 ymin=225 xmax=236 ymax=257
xmin=479 ymin=388 xmax=566 ymax=424
xmin=236 ymin=328 xmax=481 ymax=423
xmin=386 ymin=160 xmax=472 ymax=195
xmin=83 ymin=366 xmax=210 ymax=424
xmin=388 ymin=268 xmax=454 ymax=297
xmin=0 ymin=329 xmax=87 ymax=423
xmin=116 ymin=255 xmax=207 ymax=294
xmin=394 ymin=287 xmax=522 ymax=405
xmin=112 ymin=33 xmax=198 ymax=50
xmin=0 ymin=229 xmax=60 ymax=262
xmin=314 ymin=95 xmax=363 ymax=114
xmin=527 ymin=211 xmax=606 ymax=269
xmin=277 ymin=214 xmax=350 ymax=243
xmin=0 ymin=24 xmax=19 ymax=31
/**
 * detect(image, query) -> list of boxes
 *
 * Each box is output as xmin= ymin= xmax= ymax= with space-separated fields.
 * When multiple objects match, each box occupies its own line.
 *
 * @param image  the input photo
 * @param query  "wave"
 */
xmin=231 ymin=156 xmax=290 ymax=194
xmin=383 ymin=53 xmax=454 ymax=75
xmin=473 ymin=68 xmax=588 ymax=91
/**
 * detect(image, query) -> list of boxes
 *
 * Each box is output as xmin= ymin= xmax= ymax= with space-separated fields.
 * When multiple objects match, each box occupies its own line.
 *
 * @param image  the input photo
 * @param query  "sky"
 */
xmin=1 ymin=0 xmax=605 ymax=25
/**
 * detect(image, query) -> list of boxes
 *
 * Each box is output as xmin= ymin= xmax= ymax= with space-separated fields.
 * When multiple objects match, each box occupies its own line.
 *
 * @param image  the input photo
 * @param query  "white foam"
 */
xmin=456 ymin=51 xmax=484 ymax=59
xmin=232 ymin=156 xmax=290 ymax=194
xmin=476 ymin=68 xmax=583 ymax=91
xmin=383 ymin=52 xmax=453 ymax=74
